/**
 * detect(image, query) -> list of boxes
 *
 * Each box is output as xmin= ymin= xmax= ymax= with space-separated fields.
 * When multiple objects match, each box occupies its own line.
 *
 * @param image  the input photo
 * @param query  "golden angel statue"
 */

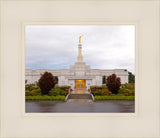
xmin=79 ymin=36 xmax=81 ymax=43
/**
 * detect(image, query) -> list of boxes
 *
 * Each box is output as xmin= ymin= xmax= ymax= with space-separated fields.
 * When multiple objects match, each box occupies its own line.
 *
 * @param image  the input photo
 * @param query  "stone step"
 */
xmin=67 ymin=99 xmax=93 ymax=102
xmin=68 ymin=94 xmax=92 ymax=100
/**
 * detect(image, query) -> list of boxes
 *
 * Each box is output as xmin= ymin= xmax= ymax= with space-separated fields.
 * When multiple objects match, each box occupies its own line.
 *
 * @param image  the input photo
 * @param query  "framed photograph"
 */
xmin=0 ymin=0 xmax=159 ymax=138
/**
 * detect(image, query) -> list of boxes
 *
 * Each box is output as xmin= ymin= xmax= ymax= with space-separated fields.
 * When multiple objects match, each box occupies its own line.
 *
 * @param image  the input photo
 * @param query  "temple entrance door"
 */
xmin=75 ymin=80 xmax=86 ymax=89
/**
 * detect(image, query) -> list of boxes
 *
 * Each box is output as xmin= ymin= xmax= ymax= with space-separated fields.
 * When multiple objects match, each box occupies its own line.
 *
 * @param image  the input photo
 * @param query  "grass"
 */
xmin=25 ymin=95 xmax=134 ymax=101
xmin=95 ymin=96 xmax=135 ymax=100
xmin=25 ymin=95 xmax=65 ymax=101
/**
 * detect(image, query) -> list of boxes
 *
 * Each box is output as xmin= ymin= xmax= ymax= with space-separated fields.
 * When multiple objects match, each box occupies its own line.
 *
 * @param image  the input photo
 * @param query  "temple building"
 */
xmin=25 ymin=36 xmax=128 ymax=90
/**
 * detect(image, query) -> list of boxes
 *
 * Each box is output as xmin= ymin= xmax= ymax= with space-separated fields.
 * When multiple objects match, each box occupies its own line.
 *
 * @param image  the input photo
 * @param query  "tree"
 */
xmin=38 ymin=72 xmax=56 ymax=95
xmin=106 ymin=74 xmax=121 ymax=94
xmin=102 ymin=75 xmax=106 ymax=84
xmin=128 ymin=72 xmax=135 ymax=83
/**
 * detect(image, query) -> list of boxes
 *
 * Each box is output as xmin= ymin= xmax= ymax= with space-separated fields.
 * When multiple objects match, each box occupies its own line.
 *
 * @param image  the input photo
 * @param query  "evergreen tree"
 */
xmin=128 ymin=72 xmax=135 ymax=83
xmin=102 ymin=75 xmax=106 ymax=84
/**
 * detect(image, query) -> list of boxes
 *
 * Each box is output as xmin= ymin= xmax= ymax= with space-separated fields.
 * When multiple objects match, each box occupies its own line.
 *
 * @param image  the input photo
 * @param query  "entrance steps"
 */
xmin=68 ymin=94 xmax=92 ymax=99
xmin=66 ymin=93 xmax=94 ymax=102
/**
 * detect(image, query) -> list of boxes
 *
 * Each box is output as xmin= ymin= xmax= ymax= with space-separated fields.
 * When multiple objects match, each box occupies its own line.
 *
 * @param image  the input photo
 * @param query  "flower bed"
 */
xmin=25 ymin=84 xmax=71 ymax=96
xmin=90 ymin=83 xmax=135 ymax=96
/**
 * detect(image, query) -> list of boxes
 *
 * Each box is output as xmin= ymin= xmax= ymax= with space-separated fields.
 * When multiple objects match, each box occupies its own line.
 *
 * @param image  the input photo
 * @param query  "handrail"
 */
xmin=65 ymin=89 xmax=71 ymax=102
xmin=89 ymin=89 xmax=95 ymax=101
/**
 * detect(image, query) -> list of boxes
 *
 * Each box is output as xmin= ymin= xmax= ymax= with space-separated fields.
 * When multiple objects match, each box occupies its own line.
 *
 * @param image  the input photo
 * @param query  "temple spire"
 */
xmin=77 ymin=36 xmax=83 ymax=62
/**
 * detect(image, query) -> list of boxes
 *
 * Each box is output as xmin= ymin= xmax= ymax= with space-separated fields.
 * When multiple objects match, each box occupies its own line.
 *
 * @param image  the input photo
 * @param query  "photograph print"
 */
xmin=25 ymin=25 xmax=135 ymax=113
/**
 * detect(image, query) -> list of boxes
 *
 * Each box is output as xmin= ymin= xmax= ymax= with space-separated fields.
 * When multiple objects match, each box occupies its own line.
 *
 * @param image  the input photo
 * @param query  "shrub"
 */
xmin=102 ymin=86 xmax=108 ymax=89
xmin=90 ymin=86 xmax=107 ymax=91
xmin=106 ymin=74 xmax=121 ymax=94
xmin=31 ymin=89 xmax=41 ymax=96
xmin=25 ymin=84 xmax=35 ymax=91
xmin=91 ymin=86 xmax=107 ymax=89
xmin=93 ymin=91 xmax=102 ymax=96
xmin=122 ymin=83 xmax=135 ymax=89
xmin=118 ymin=88 xmax=131 ymax=96
xmin=120 ymin=83 xmax=135 ymax=96
xmin=56 ymin=86 xmax=70 ymax=91
xmin=101 ymin=89 xmax=112 ymax=96
xmin=49 ymin=87 xmax=68 ymax=96
xmin=90 ymin=86 xmax=101 ymax=90
xmin=25 ymin=89 xmax=41 ymax=96
xmin=61 ymin=86 xmax=70 ymax=90
xmin=60 ymin=91 xmax=67 ymax=96
xmin=25 ymin=90 xmax=31 ymax=96
xmin=92 ymin=88 xmax=111 ymax=96
xmin=129 ymin=90 xmax=135 ymax=96
xmin=90 ymin=86 xmax=94 ymax=89
xmin=38 ymin=72 xmax=56 ymax=95
xmin=48 ymin=87 xmax=62 ymax=96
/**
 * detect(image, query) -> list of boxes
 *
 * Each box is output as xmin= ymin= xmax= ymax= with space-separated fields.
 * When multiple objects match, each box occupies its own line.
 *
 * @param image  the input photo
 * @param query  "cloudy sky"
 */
xmin=25 ymin=25 xmax=135 ymax=73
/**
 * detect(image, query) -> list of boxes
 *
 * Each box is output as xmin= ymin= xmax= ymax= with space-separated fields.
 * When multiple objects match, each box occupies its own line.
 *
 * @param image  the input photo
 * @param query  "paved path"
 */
xmin=26 ymin=100 xmax=135 ymax=113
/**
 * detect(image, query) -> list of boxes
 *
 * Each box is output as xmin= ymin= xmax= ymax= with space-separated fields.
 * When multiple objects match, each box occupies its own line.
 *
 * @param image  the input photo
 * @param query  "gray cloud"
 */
xmin=25 ymin=25 xmax=135 ymax=73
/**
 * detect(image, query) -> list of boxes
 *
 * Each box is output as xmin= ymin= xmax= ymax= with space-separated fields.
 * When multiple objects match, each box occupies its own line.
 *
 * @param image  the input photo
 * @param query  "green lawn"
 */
xmin=25 ymin=95 xmax=65 ymax=101
xmin=95 ymin=96 xmax=135 ymax=100
xmin=25 ymin=95 xmax=134 ymax=101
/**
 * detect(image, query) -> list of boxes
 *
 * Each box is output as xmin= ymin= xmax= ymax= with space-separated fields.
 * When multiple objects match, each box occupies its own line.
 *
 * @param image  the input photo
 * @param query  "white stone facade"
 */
xmin=25 ymin=68 xmax=128 ymax=89
xmin=25 ymin=40 xmax=128 ymax=89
